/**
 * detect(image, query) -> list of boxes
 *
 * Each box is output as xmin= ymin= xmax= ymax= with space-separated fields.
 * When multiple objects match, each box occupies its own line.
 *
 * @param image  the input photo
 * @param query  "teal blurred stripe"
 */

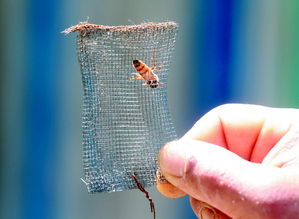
xmin=278 ymin=2 xmax=299 ymax=107
xmin=0 ymin=0 xmax=4 ymax=217
xmin=1 ymin=0 xmax=27 ymax=218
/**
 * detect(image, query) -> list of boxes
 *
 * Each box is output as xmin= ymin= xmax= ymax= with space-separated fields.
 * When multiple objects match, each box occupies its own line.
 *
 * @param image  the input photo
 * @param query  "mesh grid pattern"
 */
xmin=66 ymin=22 xmax=178 ymax=193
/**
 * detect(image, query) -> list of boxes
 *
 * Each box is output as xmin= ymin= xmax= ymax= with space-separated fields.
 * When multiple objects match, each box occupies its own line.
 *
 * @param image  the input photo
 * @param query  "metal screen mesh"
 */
xmin=64 ymin=22 xmax=178 ymax=193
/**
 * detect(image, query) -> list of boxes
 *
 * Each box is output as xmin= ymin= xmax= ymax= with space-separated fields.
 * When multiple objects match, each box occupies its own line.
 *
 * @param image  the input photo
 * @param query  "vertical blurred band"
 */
xmin=21 ymin=0 xmax=61 ymax=218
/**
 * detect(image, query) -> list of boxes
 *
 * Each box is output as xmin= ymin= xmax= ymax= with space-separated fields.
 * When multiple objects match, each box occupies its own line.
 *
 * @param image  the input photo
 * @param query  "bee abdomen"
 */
xmin=136 ymin=64 xmax=145 ymax=72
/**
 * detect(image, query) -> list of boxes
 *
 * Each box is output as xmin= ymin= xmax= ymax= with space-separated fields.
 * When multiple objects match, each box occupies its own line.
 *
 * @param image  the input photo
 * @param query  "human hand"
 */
xmin=157 ymin=104 xmax=299 ymax=219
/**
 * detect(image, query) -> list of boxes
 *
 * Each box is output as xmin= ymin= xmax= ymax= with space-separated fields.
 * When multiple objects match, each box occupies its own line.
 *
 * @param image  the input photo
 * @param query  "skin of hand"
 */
xmin=157 ymin=104 xmax=299 ymax=219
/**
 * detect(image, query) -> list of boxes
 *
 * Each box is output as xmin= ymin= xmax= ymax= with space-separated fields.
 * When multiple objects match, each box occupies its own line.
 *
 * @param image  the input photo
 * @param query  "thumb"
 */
xmin=158 ymin=140 xmax=283 ymax=218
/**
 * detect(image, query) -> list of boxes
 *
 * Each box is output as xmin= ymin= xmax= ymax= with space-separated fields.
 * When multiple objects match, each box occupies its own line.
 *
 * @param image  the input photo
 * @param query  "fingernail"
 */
xmin=199 ymin=206 xmax=217 ymax=219
xmin=158 ymin=141 xmax=186 ymax=177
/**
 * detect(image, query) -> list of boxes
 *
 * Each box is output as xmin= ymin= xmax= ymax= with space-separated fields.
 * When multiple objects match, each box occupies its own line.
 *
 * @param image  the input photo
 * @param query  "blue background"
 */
xmin=1 ymin=0 xmax=299 ymax=218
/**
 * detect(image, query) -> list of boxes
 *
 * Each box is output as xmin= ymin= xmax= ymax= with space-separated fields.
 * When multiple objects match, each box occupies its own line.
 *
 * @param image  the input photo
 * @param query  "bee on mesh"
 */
xmin=130 ymin=50 xmax=164 ymax=88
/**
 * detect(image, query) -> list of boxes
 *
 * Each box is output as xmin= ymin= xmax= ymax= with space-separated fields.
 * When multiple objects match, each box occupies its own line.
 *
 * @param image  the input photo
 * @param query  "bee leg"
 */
xmin=130 ymin=73 xmax=143 ymax=80
xmin=151 ymin=49 xmax=157 ymax=70
xmin=153 ymin=63 xmax=164 ymax=72
xmin=151 ymin=64 xmax=157 ymax=70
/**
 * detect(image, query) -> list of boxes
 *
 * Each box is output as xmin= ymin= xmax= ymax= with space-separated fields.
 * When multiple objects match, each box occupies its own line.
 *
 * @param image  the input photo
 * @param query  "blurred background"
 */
xmin=1 ymin=0 xmax=299 ymax=218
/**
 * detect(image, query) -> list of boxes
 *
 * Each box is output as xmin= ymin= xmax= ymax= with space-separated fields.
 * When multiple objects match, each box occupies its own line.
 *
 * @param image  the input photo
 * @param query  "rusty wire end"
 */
xmin=131 ymin=173 xmax=156 ymax=219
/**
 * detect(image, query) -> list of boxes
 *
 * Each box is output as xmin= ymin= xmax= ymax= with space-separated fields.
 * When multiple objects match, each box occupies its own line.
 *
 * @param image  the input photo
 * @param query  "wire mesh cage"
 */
xmin=64 ymin=22 xmax=178 ymax=193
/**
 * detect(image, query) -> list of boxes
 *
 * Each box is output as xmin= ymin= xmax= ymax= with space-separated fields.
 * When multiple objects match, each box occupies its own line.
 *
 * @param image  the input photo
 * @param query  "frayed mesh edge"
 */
xmin=156 ymin=166 xmax=169 ymax=185
xmin=62 ymin=21 xmax=178 ymax=34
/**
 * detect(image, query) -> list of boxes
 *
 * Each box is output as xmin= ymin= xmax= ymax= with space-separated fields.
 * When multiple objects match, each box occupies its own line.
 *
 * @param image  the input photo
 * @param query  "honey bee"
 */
xmin=130 ymin=50 xmax=163 ymax=88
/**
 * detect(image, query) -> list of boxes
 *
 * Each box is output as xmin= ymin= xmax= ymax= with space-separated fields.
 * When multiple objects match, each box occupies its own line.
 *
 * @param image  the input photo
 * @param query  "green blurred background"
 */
xmin=1 ymin=0 xmax=299 ymax=218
